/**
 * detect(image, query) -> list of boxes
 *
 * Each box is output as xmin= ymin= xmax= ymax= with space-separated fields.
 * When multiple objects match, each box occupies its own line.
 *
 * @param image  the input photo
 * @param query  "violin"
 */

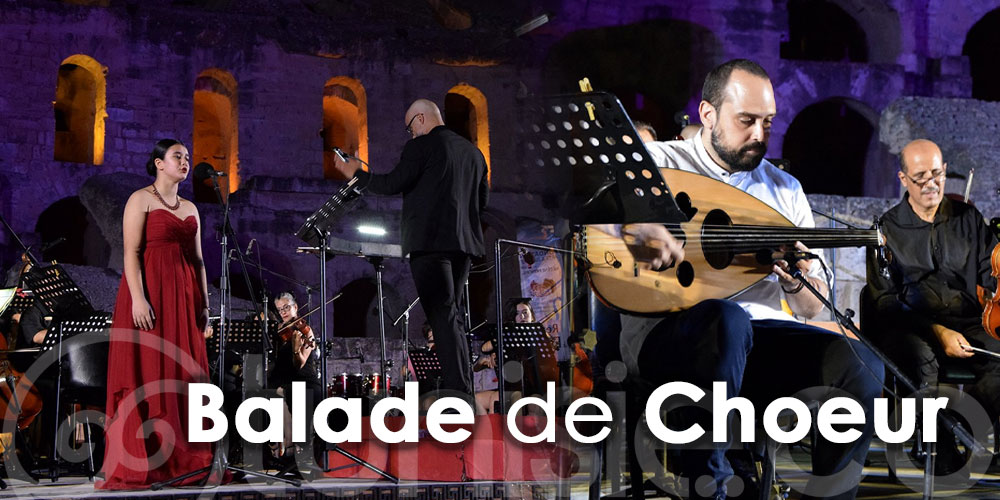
xmin=276 ymin=317 xmax=315 ymax=353
xmin=984 ymin=242 xmax=1000 ymax=340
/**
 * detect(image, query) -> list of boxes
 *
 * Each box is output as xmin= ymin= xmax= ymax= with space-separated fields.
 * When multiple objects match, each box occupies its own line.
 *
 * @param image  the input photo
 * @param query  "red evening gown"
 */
xmin=97 ymin=209 xmax=214 ymax=489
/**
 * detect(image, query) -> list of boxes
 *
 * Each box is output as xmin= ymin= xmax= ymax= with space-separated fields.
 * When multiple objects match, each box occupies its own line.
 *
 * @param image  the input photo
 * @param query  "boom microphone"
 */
xmin=193 ymin=162 xmax=226 ymax=181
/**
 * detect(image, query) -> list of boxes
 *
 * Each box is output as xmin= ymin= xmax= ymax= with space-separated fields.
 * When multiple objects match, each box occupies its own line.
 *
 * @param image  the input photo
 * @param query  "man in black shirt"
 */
xmin=867 ymin=138 xmax=1000 ymax=474
xmin=334 ymin=99 xmax=489 ymax=400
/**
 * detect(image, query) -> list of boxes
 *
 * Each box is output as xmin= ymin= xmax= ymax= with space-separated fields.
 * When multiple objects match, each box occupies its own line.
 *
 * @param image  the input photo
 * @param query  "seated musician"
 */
xmin=604 ymin=59 xmax=883 ymax=500
xmin=470 ymin=299 xmax=537 ymax=414
xmin=269 ymin=292 xmax=321 ymax=460
xmin=270 ymin=292 xmax=321 ymax=393
xmin=13 ymin=300 xmax=64 ymax=457
xmin=865 ymin=139 xmax=1000 ymax=478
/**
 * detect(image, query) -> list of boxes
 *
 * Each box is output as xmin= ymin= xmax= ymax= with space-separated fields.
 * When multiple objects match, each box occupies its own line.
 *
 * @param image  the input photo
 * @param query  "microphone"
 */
xmin=332 ymin=147 xmax=351 ymax=163
xmin=39 ymin=237 xmax=66 ymax=252
xmin=755 ymin=249 xmax=820 ymax=266
xmin=246 ymin=239 xmax=257 ymax=256
xmin=193 ymin=162 xmax=226 ymax=181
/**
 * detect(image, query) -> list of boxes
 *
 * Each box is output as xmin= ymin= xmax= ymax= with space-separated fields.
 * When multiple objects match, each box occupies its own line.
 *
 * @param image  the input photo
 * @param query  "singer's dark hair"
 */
xmin=145 ymin=139 xmax=183 ymax=176
xmin=702 ymin=59 xmax=769 ymax=110
xmin=504 ymin=297 xmax=534 ymax=322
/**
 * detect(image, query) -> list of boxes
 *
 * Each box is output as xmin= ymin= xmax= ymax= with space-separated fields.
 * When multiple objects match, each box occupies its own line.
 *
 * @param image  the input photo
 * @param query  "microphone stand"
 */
xmin=786 ymin=258 xmax=986 ymax=493
xmin=152 ymin=175 xmax=298 ymax=490
xmin=392 ymin=297 xmax=420 ymax=385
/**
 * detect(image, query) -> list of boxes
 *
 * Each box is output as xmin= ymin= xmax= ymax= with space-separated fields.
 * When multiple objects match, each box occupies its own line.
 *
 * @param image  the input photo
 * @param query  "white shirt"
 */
xmin=643 ymin=134 xmax=829 ymax=322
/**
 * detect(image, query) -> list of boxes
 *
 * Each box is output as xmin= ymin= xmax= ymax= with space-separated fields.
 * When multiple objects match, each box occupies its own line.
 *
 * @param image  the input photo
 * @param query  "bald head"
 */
xmin=898 ymin=138 xmax=946 ymax=219
xmin=900 ymin=139 xmax=942 ymax=174
xmin=405 ymin=99 xmax=444 ymax=138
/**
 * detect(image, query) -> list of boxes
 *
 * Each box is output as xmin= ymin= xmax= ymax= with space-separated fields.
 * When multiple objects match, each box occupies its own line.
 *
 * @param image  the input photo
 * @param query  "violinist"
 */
xmin=866 ymin=138 xmax=1000 ymax=479
xmin=268 ymin=292 xmax=321 ymax=465
xmin=269 ymin=292 xmax=321 ymax=400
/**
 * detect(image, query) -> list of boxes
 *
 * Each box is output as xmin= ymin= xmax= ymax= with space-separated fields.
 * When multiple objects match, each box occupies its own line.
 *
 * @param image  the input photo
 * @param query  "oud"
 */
xmin=581 ymin=168 xmax=883 ymax=315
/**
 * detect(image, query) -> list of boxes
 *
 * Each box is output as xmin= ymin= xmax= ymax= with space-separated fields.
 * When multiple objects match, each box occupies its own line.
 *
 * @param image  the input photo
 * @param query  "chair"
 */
xmin=51 ymin=319 xmax=108 ymax=481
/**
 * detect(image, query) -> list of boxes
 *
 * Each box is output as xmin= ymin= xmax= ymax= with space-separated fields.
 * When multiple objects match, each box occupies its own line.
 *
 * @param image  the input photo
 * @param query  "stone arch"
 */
xmin=193 ymin=68 xmax=239 ymax=202
xmin=782 ymin=97 xmax=896 ymax=197
xmin=963 ymin=7 xmax=1000 ymax=101
xmin=445 ymin=83 xmax=490 ymax=182
xmin=323 ymin=76 xmax=368 ymax=180
xmin=54 ymin=54 xmax=107 ymax=164
xmin=780 ymin=0 xmax=901 ymax=64
xmin=332 ymin=278 xmax=405 ymax=339
xmin=35 ymin=196 xmax=109 ymax=266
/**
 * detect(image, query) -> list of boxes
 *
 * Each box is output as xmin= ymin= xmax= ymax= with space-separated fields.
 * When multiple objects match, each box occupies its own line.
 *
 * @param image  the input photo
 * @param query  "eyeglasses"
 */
xmin=405 ymin=113 xmax=423 ymax=135
xmin=277 ymin=304 xmax=295 ymax=314
xmin=902 ymin=168 xmax=946 ymax=187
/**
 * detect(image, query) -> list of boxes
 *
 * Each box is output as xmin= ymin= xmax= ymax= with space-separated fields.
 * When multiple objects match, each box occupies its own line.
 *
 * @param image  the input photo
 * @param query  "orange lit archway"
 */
xmin=445 ymin=84 xmax=490 ymax=183
xmin=323 ymin=77 xmax=368 ymax=180
xmin=54 ymin=54 xmax=106 ymax=164
xmin=193 ymin=68 xmax=239 ymax=200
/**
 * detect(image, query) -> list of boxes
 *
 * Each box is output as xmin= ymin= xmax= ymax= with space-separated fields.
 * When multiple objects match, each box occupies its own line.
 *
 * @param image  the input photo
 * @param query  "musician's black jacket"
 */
xmin=355 ymin=125 xmax=488 ymax=257
xmin=866 ymin=195 xmax=999 ymax=336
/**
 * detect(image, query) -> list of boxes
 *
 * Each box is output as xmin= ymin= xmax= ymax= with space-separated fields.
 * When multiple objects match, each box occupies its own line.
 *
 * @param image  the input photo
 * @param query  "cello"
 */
xmin=0 ymin=256 xmax=44 ymax=430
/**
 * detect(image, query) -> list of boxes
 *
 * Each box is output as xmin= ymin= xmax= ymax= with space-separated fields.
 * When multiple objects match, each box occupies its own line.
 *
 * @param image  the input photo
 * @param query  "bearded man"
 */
xmin=601 ymin=59 xmax=883 ymax=500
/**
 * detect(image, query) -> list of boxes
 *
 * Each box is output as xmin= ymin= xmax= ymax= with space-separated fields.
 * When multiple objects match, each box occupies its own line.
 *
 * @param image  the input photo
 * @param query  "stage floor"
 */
xmin=2 ymin=467 xmax=1000 ymax=499
xmin=0 ymin=477 xmax=557 ymax=499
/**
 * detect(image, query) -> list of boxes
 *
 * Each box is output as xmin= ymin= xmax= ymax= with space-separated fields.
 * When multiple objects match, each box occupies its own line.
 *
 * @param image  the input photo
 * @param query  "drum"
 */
xmin=329 ymin=372 xmax=366 ymax=398
xmin=364 ymin=372 xmax=391 ymax=396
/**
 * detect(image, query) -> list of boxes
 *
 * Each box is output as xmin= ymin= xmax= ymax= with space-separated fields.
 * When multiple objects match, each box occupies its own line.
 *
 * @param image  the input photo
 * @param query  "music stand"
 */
xmin=41 ymin=312 xmax=111 ymax=481
xmin=295 ymin=179 xmax=397 ymax=483
xmin=21 ymin=265 xmax=94 ymax=320
xmin=295 ymin=176 xmax=365 ymax=407
xmin=500 ymin=322 xmax=558 ymax=397
xmin=522 ymin=92 xmax=687 ymax=225
xmin=408 ymin=349 xmax=442 ymax=384
xmin=7 ymin=292 xmax=34 ymax=317
xmin=206 ymin=319 xmax=276 ymax=355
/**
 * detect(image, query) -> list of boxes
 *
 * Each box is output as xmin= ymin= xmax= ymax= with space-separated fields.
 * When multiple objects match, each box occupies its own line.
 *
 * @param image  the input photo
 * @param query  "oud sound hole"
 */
xmin=703 ymin=209 xmax=734 ymax=270
xmin=676 ymin=261 xmax=694 ymax=287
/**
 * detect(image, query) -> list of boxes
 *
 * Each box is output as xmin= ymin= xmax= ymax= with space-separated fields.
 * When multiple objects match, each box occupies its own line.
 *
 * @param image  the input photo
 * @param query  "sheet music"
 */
xmin=0 ymin=288 xmax=15 ymax=316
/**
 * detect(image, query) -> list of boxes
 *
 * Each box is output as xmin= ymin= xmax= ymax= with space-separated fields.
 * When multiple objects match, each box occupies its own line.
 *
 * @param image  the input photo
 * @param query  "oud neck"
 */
xmin=702 ymin=225 xmax=880 ymax=251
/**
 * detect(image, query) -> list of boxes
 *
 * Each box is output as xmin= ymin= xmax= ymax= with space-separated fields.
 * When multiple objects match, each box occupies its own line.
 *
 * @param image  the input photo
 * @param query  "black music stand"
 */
xmin=6 ymin=292 xmax=34 ymax=317
xmin=408 ymin=349 xmax=442 ymax=386
xmin=500 ymin=323 xmax=558 ymax=398
xmin=44 ymin=312 xmax=111 ymax=481
xmin=21 ymin=265 xmax=94 ymax=320
xmin=522 ymin=92 xmax=687 ymax=225
xmin=296 ymin=176 xmax=365 ymax=407
xmin=206 ymin=319 xmax=276 ymax=355
xmin=296 ymin=179 xmax=397 ymax=482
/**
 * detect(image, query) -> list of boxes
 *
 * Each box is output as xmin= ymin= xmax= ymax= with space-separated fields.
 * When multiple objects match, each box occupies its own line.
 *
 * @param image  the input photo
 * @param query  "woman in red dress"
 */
xmin=98 ymin=139 xmax=215 ymax=489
